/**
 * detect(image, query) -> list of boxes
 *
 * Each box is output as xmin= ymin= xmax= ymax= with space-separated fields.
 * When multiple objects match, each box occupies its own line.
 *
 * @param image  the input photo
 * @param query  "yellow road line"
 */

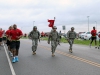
xmin=39 ymin=45 xmax=100 ymax=68
xmin=21 ymin=40 xmax=100 ymax=68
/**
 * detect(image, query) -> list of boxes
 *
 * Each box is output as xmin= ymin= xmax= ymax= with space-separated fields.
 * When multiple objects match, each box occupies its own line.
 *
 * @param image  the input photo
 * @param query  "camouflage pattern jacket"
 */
xmin=48 ymin=30 xmax=60 ymax=42
xmin=28 ymin=30 xmax=40 ymax=40
xmin=67 ymin=31 xmax=77 ymax=39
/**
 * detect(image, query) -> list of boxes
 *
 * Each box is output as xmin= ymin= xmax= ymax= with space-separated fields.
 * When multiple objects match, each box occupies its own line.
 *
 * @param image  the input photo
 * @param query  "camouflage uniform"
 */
xmin=58 ymin=31 xmax=62 ymax=42
xmin=28 ymin=26 xmax=40 ymax=54
xmin=67 ymin=27 xmax=77 ymax=53
xmin=48 ymin=26 xmax=60 ymax=56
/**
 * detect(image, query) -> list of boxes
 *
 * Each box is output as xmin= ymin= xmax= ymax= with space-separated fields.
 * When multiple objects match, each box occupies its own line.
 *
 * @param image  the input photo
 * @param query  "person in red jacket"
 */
xmin=90 ymin=26 xmax=97 ymax=48
xmin=10 ymin=24 xmax=23 ymax=63
xmin=0 ymin=28 xmax=3 ymax=47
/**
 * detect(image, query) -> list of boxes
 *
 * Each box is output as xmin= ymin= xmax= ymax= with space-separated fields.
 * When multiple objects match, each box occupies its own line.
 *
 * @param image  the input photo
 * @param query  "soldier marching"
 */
xmin=48 ymin=26 xmax=60 ymax=56
xmin=28 ymin=26 xmax=40 ymax=55
xmin=1 ymin=24 xmax=100 ymax=65
xmin=66 ymin=27 xmax=77 ymax=53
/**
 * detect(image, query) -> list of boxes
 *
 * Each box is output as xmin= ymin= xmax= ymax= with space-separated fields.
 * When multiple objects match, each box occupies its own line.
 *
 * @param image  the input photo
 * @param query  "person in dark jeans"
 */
xmin=90 ymin=27 xmax=97 ymax=48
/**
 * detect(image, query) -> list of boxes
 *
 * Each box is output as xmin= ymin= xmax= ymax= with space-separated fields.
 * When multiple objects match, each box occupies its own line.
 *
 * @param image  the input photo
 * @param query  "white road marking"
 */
xmin=3 ymin=44 xmax=16 ymax=75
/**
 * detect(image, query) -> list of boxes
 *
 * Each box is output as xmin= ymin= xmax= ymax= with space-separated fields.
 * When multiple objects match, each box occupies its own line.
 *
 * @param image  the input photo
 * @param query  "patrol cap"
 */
xmin=53 ymin=26 xmax=57 ymax=29
xmin=33 ymin=26 xmax=37 ymax=29
xmin=71 ymin=27 xmax=74 ymax=29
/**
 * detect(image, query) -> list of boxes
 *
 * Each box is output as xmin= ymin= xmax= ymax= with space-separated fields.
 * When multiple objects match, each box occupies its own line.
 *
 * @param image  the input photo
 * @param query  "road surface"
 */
xmin=0 ymin=39 xmax=100 ymax=75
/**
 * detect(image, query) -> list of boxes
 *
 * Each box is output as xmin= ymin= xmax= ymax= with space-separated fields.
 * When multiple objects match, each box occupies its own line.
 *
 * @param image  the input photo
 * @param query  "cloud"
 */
xmin=0 ymin=0 xmax=100 ymax=33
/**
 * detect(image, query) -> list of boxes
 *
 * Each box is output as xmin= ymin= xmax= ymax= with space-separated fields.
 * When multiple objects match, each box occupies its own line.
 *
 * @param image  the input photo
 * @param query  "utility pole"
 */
xmin=87 ymin=16 xmax=89 ymax=31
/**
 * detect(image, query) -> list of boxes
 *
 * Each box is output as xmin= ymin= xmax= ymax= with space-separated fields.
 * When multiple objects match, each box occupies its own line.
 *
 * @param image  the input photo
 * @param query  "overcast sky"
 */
xmin=0 ymin=0 xmax=100 ymax=33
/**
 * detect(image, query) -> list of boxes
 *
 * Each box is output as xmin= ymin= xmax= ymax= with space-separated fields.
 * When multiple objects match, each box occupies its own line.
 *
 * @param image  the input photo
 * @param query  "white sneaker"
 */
xmin=9 ymin=51 xmax=13 ymax=57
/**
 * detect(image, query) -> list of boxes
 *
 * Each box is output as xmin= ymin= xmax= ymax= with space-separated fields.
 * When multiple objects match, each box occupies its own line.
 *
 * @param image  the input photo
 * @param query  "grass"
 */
xmin=21 ymin=36 xmax=28 ymax=39
xmin=40 ymin=37 xmax=100 ymax=46
xmin=21 ymin=36 xmax=99 ymax=46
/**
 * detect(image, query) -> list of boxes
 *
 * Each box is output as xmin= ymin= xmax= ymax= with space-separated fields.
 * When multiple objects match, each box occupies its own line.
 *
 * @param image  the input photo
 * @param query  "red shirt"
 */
xmin=91 ymin=30 xmax=97 ymax=37
xmin=6 ymin=29 xmax=12 ymax=37
xmin=10 ymin=29 xmax=23 ymax=40
xmin=41 ymin=32 xmax=45 ymax=36
xmin=0 ymin=30 xmax=3 ymax=38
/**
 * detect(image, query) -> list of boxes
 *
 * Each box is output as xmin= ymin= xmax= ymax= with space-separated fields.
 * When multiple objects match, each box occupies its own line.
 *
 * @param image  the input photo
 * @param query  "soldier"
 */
xmin=48 ymin=26 xmax=60 ymax=56
xmin=28 ymin=26 xmax=40 ymax=55
xmin=66 ymin=27 xmax=77 ymax=53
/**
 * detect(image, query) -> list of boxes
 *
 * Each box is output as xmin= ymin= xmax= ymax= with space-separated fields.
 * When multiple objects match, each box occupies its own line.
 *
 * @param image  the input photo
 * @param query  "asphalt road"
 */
xmin=0 ymin=39 xmax=100 ymax=75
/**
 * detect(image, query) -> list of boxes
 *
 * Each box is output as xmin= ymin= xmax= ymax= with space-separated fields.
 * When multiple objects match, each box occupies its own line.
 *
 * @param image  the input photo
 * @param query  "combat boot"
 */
xmin=34 ymin=51 xmax=36 ymax=54
xmin=33 ymin=52 xmax=35 ymax=55
xmin=69 ymin=49 xmax=71 ymax=52
xmin=52 ymin=53 xmax=55 ymax=57
xmin=33 ymin=51 xmax=36 ymax=55
xmin=69 ymin=49 xmax=73 ymax=53
xmin=70 ymin=50 xmax=73 ymax=53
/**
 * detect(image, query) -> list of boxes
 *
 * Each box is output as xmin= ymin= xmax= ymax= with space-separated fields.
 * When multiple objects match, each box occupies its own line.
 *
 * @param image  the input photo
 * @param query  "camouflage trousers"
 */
xmin=32 ymin=39 xmax=38 ymax=52
xmin=68 ymin=39 xmax=74 ymax=50
xmin=51 ymin=41 xmax=58 ymax=53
